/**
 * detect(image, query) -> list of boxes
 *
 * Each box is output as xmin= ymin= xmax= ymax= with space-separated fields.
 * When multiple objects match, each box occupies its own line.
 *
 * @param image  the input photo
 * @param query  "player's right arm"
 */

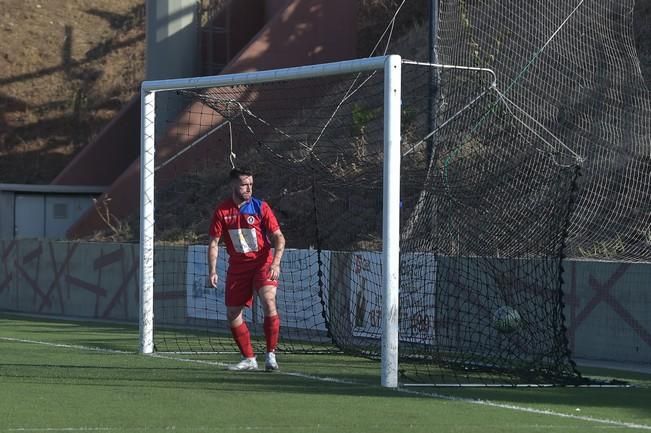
xmin=208 ymin=236 xmax=220 ymax=287
xmin=208 ymin=205 xmax=224 ymax=288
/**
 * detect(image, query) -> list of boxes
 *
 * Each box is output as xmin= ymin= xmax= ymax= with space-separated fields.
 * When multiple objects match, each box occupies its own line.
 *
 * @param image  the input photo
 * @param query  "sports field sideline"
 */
xmin=1 ymin=314 xmax=650 ymax=433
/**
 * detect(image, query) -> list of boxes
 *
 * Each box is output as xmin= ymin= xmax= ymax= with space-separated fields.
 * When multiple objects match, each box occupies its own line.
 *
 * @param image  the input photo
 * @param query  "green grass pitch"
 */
xmin=1 ymin=314 xmax=650 ymax=432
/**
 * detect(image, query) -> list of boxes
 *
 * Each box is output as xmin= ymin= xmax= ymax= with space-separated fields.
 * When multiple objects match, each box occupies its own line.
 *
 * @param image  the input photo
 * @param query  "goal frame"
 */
xmin=139 ymin=55 xmax=402 ymax=387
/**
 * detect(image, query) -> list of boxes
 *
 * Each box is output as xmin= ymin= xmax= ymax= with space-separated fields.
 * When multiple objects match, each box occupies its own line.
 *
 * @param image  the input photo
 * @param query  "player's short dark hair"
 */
xmin=229 ymin=167 xmax=253 ymax=181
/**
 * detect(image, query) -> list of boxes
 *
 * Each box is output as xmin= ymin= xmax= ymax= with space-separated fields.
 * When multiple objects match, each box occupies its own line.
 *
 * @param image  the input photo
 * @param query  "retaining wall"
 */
xmin=0 ymin=239 xmax=649 ymax=365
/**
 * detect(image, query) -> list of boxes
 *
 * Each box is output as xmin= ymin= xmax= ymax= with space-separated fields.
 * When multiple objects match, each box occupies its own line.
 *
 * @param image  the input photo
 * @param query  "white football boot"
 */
xmin=265 ymin=352 xmax=279 ymax=372
xmin=227 ymin=357 xmax=258 ymax=371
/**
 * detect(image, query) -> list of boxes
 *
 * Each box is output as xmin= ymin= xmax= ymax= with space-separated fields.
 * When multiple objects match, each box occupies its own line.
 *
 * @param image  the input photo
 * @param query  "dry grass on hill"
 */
xmin=0 ymin=0 xmax=145 ymax=183
xmin=0 ymin=0 xmax=648 ymax=193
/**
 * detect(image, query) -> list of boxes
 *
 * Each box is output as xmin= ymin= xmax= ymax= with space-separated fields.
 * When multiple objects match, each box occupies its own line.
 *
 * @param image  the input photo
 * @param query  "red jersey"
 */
xmin=209 ymin=197 xmax=280 ymax=269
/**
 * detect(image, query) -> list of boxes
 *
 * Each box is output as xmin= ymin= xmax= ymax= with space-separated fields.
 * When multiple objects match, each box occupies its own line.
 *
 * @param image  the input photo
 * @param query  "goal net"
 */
xmin=433 ymin=0 xmax=651 ymax=262
xmin=140 ymin=55 xmax=582 ymax=386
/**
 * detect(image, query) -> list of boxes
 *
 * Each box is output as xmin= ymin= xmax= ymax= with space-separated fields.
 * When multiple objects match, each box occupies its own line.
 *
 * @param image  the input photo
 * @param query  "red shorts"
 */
xmin=225 ymin=262 xmax=278 ymax=308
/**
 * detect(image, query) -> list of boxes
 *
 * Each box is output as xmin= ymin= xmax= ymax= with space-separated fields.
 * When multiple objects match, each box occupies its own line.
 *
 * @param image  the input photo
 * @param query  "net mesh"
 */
xmin=149 ymin=58 xmax=582 ymax=384
xmin=434 ymin=0 xmax=651 ymax=262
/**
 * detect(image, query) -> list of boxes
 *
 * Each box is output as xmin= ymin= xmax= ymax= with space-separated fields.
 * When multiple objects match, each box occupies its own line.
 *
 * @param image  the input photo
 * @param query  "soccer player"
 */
xmin=208 ymin=167 xmax=285 ymax=371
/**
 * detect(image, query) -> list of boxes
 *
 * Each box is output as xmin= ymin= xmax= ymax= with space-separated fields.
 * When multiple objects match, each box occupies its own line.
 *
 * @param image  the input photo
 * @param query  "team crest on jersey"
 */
xmin=247 ymin=216 xmax=255 ymax=224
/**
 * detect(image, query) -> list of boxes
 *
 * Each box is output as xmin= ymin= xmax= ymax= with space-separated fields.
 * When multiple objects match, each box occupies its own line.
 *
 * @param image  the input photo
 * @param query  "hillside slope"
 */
xmin=0 ymin=0 xmax=145 ymax=183
xmin=0 ymin=0 xmax=649 ymax=188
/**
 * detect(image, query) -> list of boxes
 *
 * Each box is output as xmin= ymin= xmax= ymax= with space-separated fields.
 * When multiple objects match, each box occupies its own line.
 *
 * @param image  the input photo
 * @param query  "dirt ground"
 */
xmin=0 ymin=0 xmax=649 ymax=186
xmin=0 ymin=0 xmax=145 ymax=183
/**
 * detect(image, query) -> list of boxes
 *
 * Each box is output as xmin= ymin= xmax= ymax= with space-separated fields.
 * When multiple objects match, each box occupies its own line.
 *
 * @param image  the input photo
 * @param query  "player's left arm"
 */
xmin=263 ymin=202 xmax=285 ymax=281
xmin=269 ymin=229 xmax=285 ymax=281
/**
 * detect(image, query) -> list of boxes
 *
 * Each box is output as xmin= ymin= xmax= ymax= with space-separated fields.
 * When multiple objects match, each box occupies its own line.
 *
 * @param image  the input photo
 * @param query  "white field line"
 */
xmin=6 ymin=429 xmax=112 ymax=432
xmin=2 ymin=336 xmax=651 ymax=431
xmin=398 ymin=387 xmax=651 ymax=430
xmin=0 ymin=337 xmax=131 ymax=354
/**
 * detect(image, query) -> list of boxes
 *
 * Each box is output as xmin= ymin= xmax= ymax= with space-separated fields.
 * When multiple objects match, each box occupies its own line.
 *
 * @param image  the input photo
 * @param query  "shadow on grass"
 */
xmin=2 ymin=312 xmax=650 ymax=418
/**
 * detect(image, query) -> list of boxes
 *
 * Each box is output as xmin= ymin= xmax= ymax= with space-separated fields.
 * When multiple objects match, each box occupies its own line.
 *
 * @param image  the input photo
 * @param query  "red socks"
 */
xmin=264 ymin=315 xmax=280 ymax=353
xmin=230 ymin=322 xmax=254 ymax=358
xmin=231 ymin=316 xmax=280 ymax=356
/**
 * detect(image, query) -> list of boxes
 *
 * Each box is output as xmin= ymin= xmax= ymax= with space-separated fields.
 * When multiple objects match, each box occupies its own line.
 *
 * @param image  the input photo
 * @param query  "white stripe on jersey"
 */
xmin=228 ymin=228 xmax=259 ymax=253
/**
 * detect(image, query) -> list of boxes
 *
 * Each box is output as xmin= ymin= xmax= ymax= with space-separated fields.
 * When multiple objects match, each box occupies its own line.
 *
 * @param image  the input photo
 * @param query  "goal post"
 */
xmin=381 ymin=55 xmax=401 ymax=388
xmin=139 ymin=87 xmax=156 ymax=355
xmin=139 ymin=55 xmax=403 ymax=387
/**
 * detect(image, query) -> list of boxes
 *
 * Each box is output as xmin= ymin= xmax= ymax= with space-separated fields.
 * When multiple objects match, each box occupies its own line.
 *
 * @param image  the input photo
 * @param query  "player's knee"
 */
xmin=261 ymin=296 xmax=277 ymax=316
xmin=262 ymin=295 xmax=276 ymax=307
xmin=227 ymin=307 xmax=244 ymax=323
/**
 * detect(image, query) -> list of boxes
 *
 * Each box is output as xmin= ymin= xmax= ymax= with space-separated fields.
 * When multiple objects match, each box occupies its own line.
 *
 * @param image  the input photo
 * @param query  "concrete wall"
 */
xmin=565 ymin=260 xmax=651 ymax=363
xmin=0 ymin=239 xmax=649 ymax=366
xmin=0 ymin=192 xmax=14 ymax=239
xmin=145 ymin=0 xmax=200 ymax=81
xmin=51 ymin=99 xmax=141 ymax=186
xmin=0 ymin=240 xmax=142 ymax=321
